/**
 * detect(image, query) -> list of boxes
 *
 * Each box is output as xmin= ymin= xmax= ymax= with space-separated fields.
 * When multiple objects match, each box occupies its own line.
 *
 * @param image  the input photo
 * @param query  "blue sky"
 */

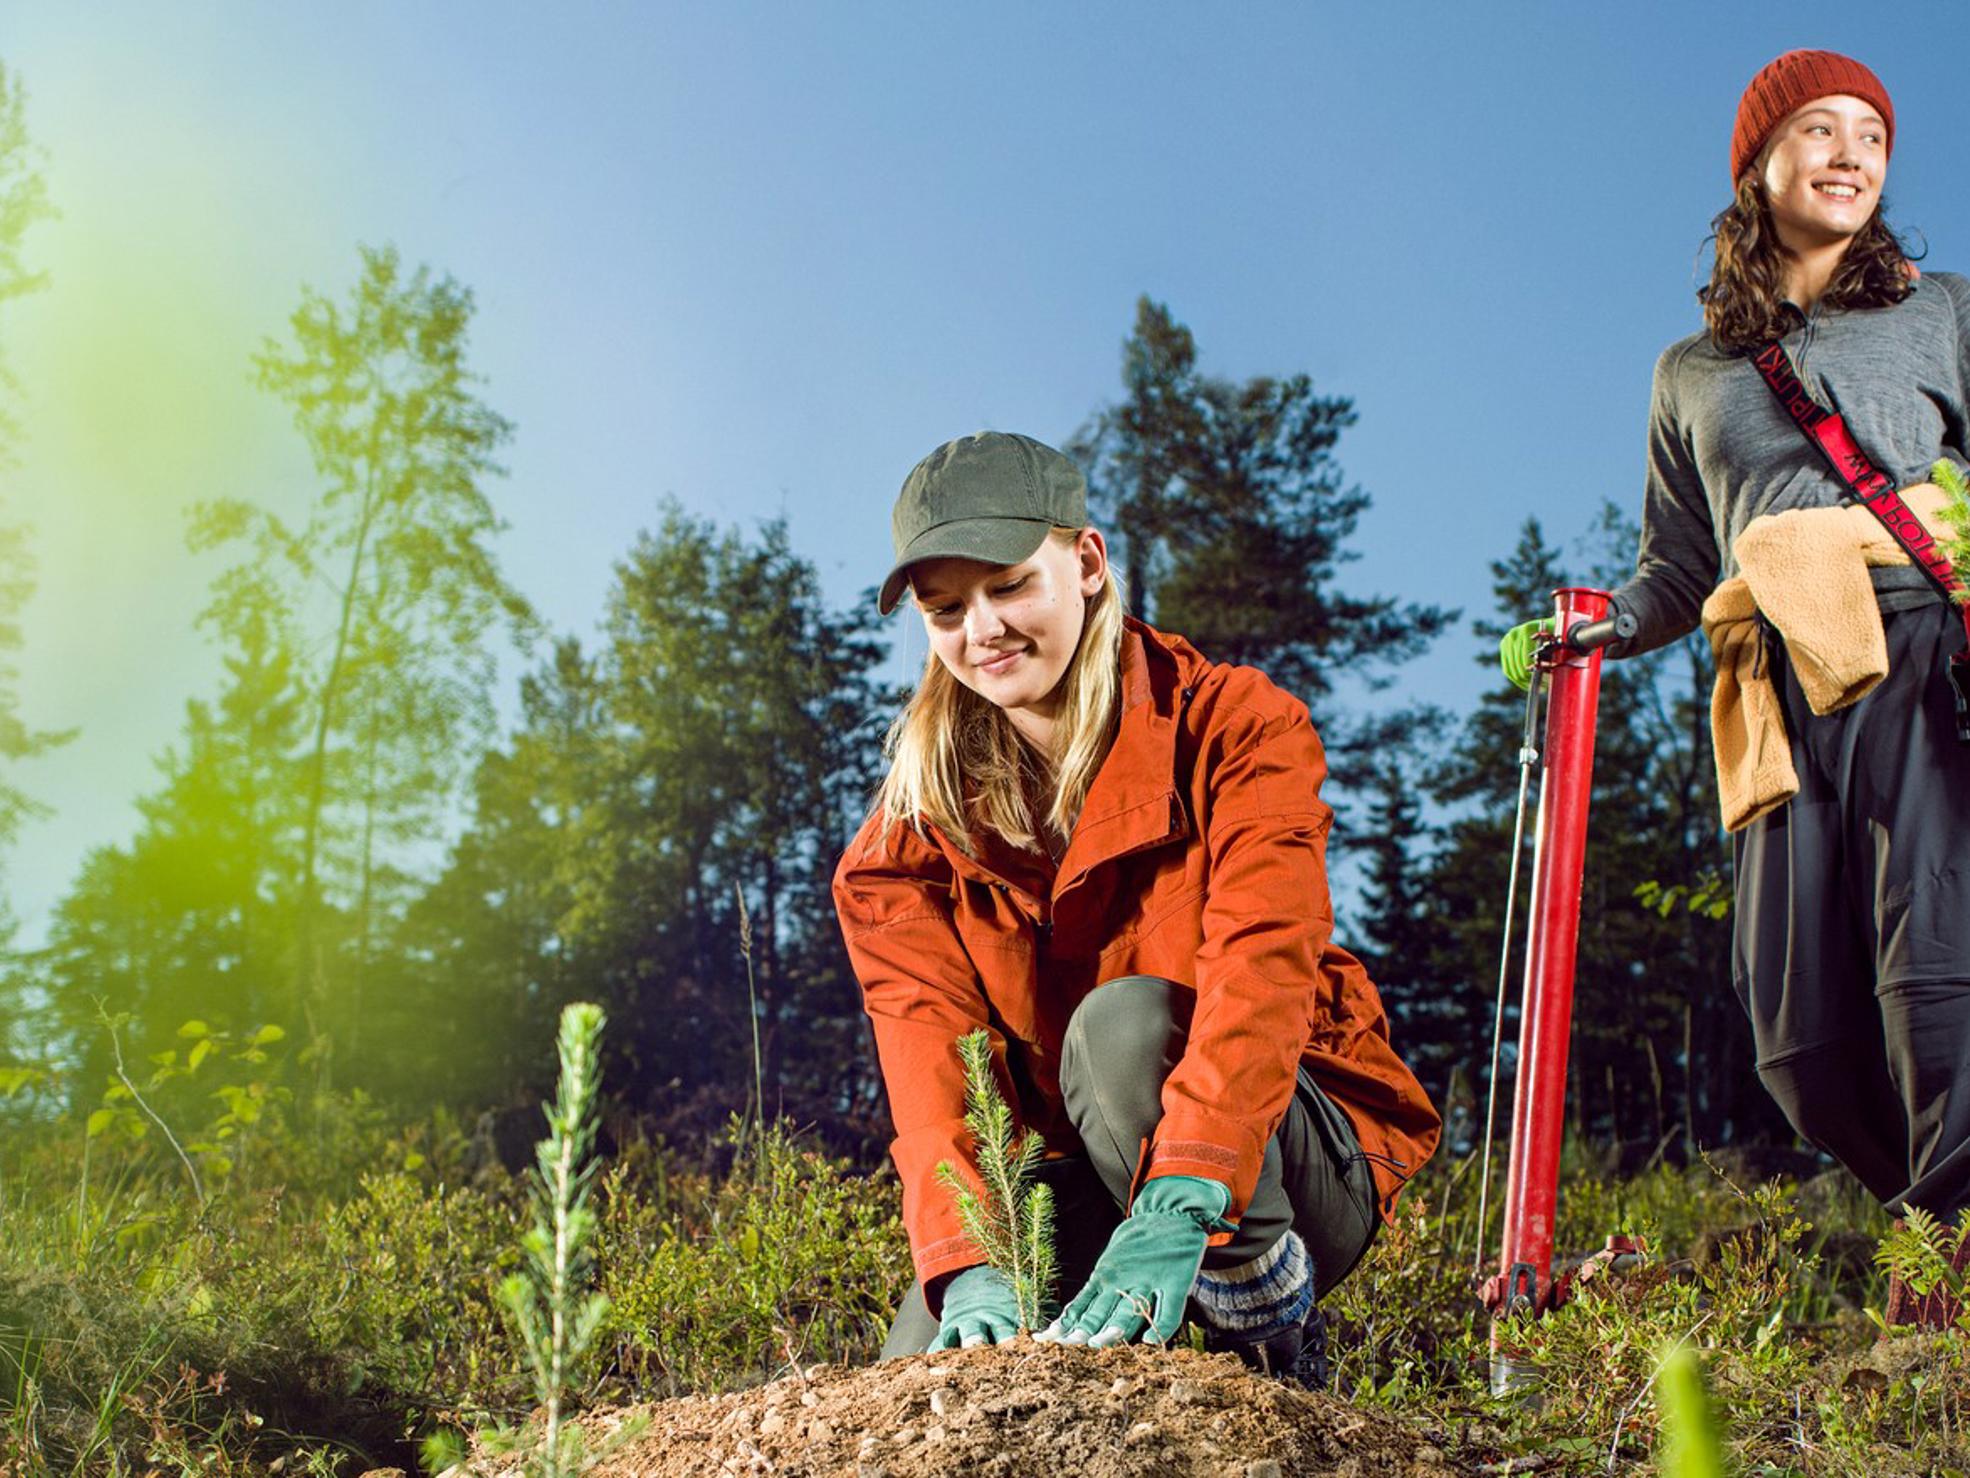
xmin=4 ymin=2 xmax=1967 ymax=943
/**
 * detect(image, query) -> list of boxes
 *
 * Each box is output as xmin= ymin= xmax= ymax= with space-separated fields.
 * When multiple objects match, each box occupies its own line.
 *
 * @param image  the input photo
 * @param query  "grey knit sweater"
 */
xmin=1609 ymin=271 xmax=1970 ymax=657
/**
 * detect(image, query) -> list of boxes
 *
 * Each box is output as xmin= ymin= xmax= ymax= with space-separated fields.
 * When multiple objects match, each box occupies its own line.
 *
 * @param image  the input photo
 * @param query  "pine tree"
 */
xmin=935 ymin=1029 xmax=1057 ymax=1331
xmin=1071 ymin=297 xmax=1452 ymax=713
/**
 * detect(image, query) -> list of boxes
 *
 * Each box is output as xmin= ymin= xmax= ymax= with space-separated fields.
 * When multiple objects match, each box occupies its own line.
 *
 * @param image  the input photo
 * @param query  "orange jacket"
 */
xmin=833 ymin=618 xmax=1440 ymax=1287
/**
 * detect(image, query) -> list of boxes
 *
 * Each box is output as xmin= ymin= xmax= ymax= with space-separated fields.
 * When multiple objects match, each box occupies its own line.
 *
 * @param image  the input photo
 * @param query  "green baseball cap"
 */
xmin=879 ymin=431 xmax=1088 ymax=615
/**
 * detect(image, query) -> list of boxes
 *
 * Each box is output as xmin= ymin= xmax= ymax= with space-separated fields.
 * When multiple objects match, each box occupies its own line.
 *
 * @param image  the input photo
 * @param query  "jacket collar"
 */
xmin=935 ymin=617 xmax=1201 ymax=903
xmin=1052 ymin=617 xmax=1194 ymax=899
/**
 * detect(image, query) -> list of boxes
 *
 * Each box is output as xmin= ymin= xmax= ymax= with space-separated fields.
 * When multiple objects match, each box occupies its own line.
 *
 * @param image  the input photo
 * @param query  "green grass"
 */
xmin=1 ymin=1095 xmax=1964 ymax=1476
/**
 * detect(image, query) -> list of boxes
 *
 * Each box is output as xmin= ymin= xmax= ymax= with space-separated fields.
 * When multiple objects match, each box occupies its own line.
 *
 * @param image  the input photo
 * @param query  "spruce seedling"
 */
xmin=489 ymin=1002 xmax=645 ymax=1477
xmin=934 ymin=1028 xmax=1057 ymax=1331
xmin=1933 ymin=458 xmax=1970 ymax=597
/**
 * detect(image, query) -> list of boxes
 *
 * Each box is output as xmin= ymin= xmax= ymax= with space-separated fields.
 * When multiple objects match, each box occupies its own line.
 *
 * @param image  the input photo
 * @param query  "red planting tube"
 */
xmin=1489 ymin=586 xmax=1616 ymax=1393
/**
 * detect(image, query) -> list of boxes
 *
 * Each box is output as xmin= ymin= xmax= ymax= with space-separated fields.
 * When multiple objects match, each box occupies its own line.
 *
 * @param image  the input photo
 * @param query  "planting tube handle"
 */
xmin=1562 ymin=610 xmax=1637 ymax=654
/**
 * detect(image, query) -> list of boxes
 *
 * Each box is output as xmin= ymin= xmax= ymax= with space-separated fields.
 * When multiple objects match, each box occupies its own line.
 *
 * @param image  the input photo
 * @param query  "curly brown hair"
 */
xmin=1700 ymin=174 xmax=1914 ymax=353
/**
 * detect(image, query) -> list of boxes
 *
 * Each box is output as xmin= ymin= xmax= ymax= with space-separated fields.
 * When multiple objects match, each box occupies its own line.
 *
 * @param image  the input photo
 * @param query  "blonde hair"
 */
xmin=878 ymin=528 xmax=1125 ymax=856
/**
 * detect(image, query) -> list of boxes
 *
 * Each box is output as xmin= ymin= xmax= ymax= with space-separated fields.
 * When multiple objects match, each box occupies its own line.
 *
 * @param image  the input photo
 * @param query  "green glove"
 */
xmin=1498 ymin=617 xmax=1555 ymax=692
xmin=929 ymin=1264 xmax=1023 ymax=1350
xmin=1036 ymin=1175 xmax=1233 ymax=1349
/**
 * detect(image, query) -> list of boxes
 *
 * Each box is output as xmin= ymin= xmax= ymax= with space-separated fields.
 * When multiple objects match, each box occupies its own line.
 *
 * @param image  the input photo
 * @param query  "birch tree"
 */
xmin=193 ymin=244 xmax=534 ymax=1071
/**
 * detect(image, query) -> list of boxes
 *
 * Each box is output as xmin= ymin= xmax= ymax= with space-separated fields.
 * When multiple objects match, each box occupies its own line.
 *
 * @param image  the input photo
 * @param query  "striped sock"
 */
xmin=1191 ymin=1230 xmax=1313 ymax=1336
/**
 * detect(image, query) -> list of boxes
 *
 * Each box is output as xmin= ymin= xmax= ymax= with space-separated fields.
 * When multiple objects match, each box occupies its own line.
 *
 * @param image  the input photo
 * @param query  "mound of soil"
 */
xmin=458 ymin=1343 xmax=1479 ymax=1477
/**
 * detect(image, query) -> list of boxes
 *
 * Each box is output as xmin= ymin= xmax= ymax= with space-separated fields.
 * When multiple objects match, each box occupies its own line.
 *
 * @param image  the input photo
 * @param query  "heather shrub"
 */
xmin=602 ymin=1120 xmax=910 ymax=1394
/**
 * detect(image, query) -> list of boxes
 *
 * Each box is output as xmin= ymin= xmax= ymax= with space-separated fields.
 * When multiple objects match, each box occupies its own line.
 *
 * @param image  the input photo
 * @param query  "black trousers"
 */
xmin=877 ymin=975 xmax=1379 ymax=1359
xmin=1733 ymin=601 xmax=1970 ymax=1219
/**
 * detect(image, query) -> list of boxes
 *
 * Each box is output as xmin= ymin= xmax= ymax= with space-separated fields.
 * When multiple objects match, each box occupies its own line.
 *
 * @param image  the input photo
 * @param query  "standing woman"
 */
xmin=1499 ymin=51 xmax=1970 ymax=1325
xmin=834 ymin=431 xmax=1439 ymax=1378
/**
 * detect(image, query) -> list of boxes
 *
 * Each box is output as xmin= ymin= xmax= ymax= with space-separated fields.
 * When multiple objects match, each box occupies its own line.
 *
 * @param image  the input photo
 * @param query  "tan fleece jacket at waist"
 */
xmin=1703 ymin=483 xmax=1954 ymax=832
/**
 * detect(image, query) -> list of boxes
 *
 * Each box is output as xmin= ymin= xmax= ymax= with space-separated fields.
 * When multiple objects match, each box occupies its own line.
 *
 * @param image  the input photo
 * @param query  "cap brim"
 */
xmin=877 ymin=517 xmax=1055 ymax=614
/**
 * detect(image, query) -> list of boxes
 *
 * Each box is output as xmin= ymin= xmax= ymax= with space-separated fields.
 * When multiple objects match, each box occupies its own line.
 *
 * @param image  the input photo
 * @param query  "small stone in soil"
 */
xmin=929 ymin=1386 xmax=958 ymax=1416
xmin=1170 ymin=1378 xmax=1209 ymax=1404
xmin=808 ymin=1418 xmax=832 ymax=1444
xmin=1109 ymin=1377 xmax=1131 ymax=1396
xmin=924 ymin=1424 xmax=947 ymax=1443
xmin=892 ymin=1427 xmax=918 ymax=1445
xmin=800 ymin=1390 xmax=820 ymax=1407
xmin=758 ymin=1409 xmax=785 ymax=1437
xmin=1245 ymin=1462 xmax=1283 ymax=1478
xmin=1125 ymin=1421 xmax=1159 ymax=1445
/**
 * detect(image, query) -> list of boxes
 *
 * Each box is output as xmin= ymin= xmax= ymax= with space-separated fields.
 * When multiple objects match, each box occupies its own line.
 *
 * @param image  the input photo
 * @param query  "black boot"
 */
xmin=1201 ymin=1301 xmax=1330 ymax=1390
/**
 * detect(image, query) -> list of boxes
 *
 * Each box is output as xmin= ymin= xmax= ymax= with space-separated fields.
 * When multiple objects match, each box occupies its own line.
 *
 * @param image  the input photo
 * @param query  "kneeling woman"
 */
xmin=833 ymin=431 xmax=1440 ymax=1379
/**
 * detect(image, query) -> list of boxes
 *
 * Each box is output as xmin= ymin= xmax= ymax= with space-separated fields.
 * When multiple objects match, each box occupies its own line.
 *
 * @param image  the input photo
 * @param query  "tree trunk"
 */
xmin=295 ymin=427 xmax=384 ymax=1087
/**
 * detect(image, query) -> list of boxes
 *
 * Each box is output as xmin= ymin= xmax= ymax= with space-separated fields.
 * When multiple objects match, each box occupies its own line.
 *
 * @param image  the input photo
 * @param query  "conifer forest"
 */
xmin=2 ymin=26 xmax=1968 ymax=1478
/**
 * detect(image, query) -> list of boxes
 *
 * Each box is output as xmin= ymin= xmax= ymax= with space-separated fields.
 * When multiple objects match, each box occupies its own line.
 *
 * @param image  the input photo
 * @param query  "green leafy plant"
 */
xmin=487 ymin=1002 xmax=643 ymax=1477
xmin=1634 ymin=869 xmax=1733 ymax=922
xmin=1872 ymin=1205 xmax=1968 ymax=1333
xmin=603 ymin=1118 xmax=908 ymax=1394
xmin=1654 ymin=1345 xmax=1726 ymax=1478
xmin=1934 ymin=458 xmax=1970 ymax=595
xmin=933 ymin=1028 xmax=1056 ymax=1331
xmin=85 ymin=1011 xmax=293 ymax=1204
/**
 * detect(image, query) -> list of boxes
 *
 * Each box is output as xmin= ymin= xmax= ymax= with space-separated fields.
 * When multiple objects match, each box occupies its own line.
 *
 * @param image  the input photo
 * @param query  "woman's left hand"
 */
xmin=1037 ymin=1175 xmax=1232 ymax=1348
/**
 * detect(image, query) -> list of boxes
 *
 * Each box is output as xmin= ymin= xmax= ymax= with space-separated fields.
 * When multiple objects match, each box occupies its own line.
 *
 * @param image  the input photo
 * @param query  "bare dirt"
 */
xmin=458 ymin=1342 xmax=1485 ymax=1477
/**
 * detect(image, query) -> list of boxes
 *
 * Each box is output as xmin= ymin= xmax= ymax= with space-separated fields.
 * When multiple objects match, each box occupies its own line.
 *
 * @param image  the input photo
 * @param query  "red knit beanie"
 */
xmin=1730 ymin=50 xmax=1894 ymax=185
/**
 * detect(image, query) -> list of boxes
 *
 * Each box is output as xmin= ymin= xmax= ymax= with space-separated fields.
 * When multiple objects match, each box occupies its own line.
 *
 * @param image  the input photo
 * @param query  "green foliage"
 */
xmin=1327 ymin=1152 xmax=1970 ymax=1474
xmin=487 ymin=1002 xmax=639 ymax=1478
xmin=1874 ymin=1206 xmax=1969 ymax=1328
xmin=1324 ymin=1178 xmax=1486 ymax=1409
xmin=10 ymin=1076 xmax=1970 ymax=1475
xmin=317 ymin=1168 xmax=524 ymax=1413
xmin=35 ymin=565 xmax=309 ymax=1117
xmin=84 ymin=1013 xmax=292 ymax=1199
xmin=1634 ymin=869 xmax=1733 ymax=922
xmin=933 ymin=1029 xmax=1057 ymax=1332
xmin=0 ymin=60 xmax=72 ymax=984
xmin=0 ymin=1099 xmax=524 ymax=1475
xmin=0 ymin=57 xmax=57 ymax=461
xmin=1653 ymin=1346 xmax=1726 ymax=1478
xmin=391 ymin=507 xmax=893 ymax=1132
xmin=1072 ymin=296 xmax=1452 ymax=704
xmin=1367 ymin=508 xmax=1775 ymax=1158
xmin=603 ymin=1120 xmax=910 ymax=1395
xmin=1934 ymin=459 xmax=1970 ymax=596
xmin=185 ymin=241 xmax=538 ymax=1091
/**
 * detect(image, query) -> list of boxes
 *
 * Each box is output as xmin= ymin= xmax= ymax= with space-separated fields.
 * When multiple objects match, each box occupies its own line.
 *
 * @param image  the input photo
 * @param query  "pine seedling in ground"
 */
xmin=934 ymin=1028 xmax=1057 ymax=1330
xmin=488 ymin=1002 xmax=645 ymax=1477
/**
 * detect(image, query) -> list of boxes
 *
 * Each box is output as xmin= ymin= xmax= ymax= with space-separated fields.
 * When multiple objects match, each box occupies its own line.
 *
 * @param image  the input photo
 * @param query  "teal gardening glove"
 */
xmin=1037 ymin=1175 xmax=1234 ymax=1349
xmin=929 ymin=1264 xmax=1023 ymax=1350
xmin=1498 ymin=617 xmax=1555 ymax=692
